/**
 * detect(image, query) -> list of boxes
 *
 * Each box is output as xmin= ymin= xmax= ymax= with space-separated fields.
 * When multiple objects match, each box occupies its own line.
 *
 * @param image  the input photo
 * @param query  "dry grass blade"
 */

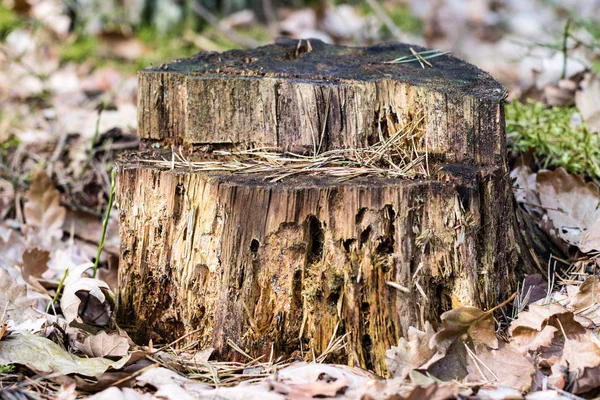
xmin=143 ymin=112 xmax=431 ymax=182
xmin=384 ymin=49 xmax=450 ymax=66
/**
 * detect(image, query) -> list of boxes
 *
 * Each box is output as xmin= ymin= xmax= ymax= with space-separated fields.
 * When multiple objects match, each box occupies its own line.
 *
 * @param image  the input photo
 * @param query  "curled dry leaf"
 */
xmin=23 ymin=169 xmax=66 ymax=248
xmin=60 ymin=263 xmax=112 ymax=324
xmin=386 ymin=322 xmax=437 ymax=379
xmin=511 ymin=325 xmax=558 ymax=355
xmin=544 ymin=328 xmax=600 ymax=394
xmin=566 ymin=276 xmax=600 ymax=325
xmin=536 ymin=168 xmax=600 ymax=253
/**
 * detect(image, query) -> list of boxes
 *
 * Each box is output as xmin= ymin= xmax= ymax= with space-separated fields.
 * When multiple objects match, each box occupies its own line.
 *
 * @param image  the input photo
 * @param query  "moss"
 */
xmin=506 ymin=100 xmax=600 ymax=179
xmin=0 ymin=4 xmax=24 ymax=39
xmin=0 ymin=364 xmax=15 ymax=373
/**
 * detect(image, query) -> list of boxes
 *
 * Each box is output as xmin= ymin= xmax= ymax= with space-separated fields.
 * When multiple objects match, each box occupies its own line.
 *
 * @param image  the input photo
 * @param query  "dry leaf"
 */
xmin=386 ymin=322 xmax=437 ymax=379
xmin=60 ymin=263 xmax=112 ymax=324
xmin=0 ymin=332 xmax=129 ymax=376
xmin=23 ymin=169 xmax=66 ymax=247
xmin=511 ymin=325 xmax=558 ymax=355
xmin=63 ymin=208 xmax=120 ymax=255
xmin=21 ymin=248 xmax=49 ymax=292
xmin=88 ymin=387 xmax=155 ymax=400
xmin=536 ymin=168 xmax=600 ymax=253
xmin=269 ymin=378 xmax=348 ymax=399
xmin=136 ymin=367 xmax=210 ymax=400
xmin=509 ymin=303 xmax=572 ymax=334
xmin=429 ymin=306 xmax=498 ymax=352
xmin=98 ymin=34 xmax=146 ymax=61
xmin=521 ymin=274 xmax=548 ymax=306
xmin=544 ymin=79 xmax=577 ymax=106
xmin=74 ymin=330 xmax=130 ymax=358
xmin=423 ymin=335 xmax=469 ymax=382
xmin=570 ymin=276 xmax=600 ymax=310
xmin=576 ymin=73 xmax=600 ymax=133
xmin=0 ymin=268 xmax=40 ymax=326
xmin=362 ymin=383 xmax=458 ymax=400
xmin=466 ymin=341 xmax=535 ymax=391
xmin=543 ymin=327 xmax=600 ymax=394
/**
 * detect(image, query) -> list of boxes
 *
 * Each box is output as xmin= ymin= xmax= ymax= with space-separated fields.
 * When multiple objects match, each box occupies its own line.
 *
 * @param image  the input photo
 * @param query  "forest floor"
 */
xmin=1 ymin=0 xmax=600 ymax=399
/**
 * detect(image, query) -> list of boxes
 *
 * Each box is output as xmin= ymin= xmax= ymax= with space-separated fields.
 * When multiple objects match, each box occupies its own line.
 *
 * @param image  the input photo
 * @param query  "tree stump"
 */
xmin=117 ymin=39 xmax=532 ymax=375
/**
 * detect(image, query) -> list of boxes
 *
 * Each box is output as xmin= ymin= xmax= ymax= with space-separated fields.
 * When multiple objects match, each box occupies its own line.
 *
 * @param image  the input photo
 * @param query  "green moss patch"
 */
xmin=506 ymin=100 xmax=600 ymax=179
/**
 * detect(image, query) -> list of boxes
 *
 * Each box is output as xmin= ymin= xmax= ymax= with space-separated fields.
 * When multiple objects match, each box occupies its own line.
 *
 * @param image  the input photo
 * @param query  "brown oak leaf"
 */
xmin=386 ymin=322 xmax=437 ymax=379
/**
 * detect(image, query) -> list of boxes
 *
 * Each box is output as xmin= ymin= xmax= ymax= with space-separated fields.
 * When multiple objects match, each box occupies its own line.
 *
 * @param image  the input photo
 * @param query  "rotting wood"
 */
xmin=138 ymin=38 xmax=505 ymax=164
xmin=117 ymin=39 xmax=535 ymax=375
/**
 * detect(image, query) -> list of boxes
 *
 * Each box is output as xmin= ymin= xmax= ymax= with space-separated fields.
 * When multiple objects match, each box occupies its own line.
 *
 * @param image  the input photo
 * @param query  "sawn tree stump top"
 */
xmin=150 ymin=39 xmax=503 ymax=100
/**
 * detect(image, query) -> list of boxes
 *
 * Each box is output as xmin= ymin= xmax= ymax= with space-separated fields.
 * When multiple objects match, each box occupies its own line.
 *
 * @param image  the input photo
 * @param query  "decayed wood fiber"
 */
xmin=116 ymin=161 xmax=524 ymax=375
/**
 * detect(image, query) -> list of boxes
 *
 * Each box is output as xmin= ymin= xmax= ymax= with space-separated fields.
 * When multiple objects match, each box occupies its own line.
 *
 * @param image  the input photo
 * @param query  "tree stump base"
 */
xmin=117 ymin=40 xmax=532 ymax=375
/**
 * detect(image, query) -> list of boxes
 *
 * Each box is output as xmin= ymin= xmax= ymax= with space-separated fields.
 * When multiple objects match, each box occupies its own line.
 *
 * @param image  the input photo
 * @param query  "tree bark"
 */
xmin=117 ymin=39 xmax=533 ymax=375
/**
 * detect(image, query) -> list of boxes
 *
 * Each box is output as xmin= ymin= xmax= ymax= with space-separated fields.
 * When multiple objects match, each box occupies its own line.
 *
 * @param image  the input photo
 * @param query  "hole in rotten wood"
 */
xmin=355 ymin=208 xmax=367 ymax=225
xmin=327 ymin=291 xmax=340 ymax=306
xmin=359 ymin=226 xmax=372 ymax=248
xmin=342 ymin=238 xmax=356 ymax=253
xmin=362 ymin=333 xmax=374 ymax=371
xmin=361 ymin=301 xmax=370 ymax=313
xmin=456 ymin=186 xmax=471 ymax=210
xmin=305 ymin=215 xmax=324 ymax=265
xmin=376 ymin=204 xmax=396 ymax=254
xmin=250 ymin=239 xmax=260 ymax=254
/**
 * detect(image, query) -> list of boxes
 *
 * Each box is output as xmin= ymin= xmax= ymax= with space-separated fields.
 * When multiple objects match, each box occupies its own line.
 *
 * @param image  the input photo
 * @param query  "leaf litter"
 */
xmin=3 ymin=0 xmax=600 ymax=399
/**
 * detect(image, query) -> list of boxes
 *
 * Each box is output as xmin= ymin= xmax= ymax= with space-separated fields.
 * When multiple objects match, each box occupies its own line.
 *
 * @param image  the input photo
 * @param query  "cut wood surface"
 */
xmin=139 ymin=38 xmax=505 ymax=164
xmin=118 ymin=40 xmax=534 ymax=375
